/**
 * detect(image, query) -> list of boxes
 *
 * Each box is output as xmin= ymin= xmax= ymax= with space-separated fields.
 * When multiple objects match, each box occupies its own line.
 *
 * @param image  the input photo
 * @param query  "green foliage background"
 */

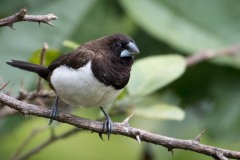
xmin=1 ymin=0 xmax=240 ymax=159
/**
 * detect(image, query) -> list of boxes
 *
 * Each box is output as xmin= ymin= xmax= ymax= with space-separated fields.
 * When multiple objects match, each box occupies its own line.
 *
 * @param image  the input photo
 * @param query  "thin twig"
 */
xmin=0 ymin=92 xmax=240 ymax=159
xmin=37 ymin=43 xmax=48 ymax=92
xmin=186 ymin=44 xmax=240 ymax=66
xmin=11 ymin=126 xmax=50 ymax=160
xmin=0 ymin=8 xmax=58 ymax=28
xmin=18 ymin=128 xmax=81 ymax=160
xmin=0 ymin=81 xmax=9 ymax=91
xmin=17 ymin=90 xmax=55 ymax=101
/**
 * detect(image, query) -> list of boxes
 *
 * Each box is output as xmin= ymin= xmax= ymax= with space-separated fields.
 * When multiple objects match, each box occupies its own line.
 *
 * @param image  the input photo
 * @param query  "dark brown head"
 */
xmin=83 ymin=33 xmax=139 ymax=63
xmin=87 ymin=33 xmax=140 ymax=89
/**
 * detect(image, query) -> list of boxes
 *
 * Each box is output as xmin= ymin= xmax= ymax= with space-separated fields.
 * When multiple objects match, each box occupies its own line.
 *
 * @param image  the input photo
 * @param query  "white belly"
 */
xmin=50 ymin=61 xmax=122 ymax=107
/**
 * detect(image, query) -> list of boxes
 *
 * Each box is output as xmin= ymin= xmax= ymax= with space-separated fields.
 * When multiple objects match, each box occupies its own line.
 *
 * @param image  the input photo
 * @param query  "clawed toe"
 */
xmin=49 ymin=97 xmax=59 ymax=125
xmin=100 ymin=107 xmax=113 ymax=140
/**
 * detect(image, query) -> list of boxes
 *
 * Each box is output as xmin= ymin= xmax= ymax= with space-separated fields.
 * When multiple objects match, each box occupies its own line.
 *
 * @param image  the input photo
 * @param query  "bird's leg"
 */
xmin=100 ymin=107 xmax=113 ymax=140
xmin=49 ymin=96 xmax=59 ymax=125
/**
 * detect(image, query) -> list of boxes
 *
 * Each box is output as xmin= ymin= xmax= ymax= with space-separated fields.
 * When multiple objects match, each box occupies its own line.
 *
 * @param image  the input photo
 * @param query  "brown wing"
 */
xmin=47 ymin=53 xmax=71 ymax=71
xmin=48 ymin=48 xmax=94 ymax=71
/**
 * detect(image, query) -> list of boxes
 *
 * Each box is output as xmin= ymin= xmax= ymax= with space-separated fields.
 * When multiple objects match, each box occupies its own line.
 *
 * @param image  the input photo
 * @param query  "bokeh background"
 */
xmin=1 ymin=0 xmax=240 ymax=159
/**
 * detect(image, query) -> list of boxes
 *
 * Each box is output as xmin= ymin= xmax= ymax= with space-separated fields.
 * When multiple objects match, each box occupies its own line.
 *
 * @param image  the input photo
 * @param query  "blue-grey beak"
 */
xmin=120 ymin=42 xmax=140 ymax=58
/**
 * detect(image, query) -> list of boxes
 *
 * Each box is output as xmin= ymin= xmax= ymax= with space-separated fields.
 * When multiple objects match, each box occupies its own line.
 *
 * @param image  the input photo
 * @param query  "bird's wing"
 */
xmin=48 ymin=49 xmax=94 ymax=71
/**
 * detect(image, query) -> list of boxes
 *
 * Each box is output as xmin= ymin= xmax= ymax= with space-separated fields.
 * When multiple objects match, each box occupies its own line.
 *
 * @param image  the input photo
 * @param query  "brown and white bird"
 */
xmin=7 ymin=33 xmax=139 ymax=139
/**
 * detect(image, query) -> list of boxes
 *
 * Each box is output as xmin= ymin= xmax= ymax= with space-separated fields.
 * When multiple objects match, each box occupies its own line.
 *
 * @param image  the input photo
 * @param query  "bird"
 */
xmin=6 ymin=33 xmax=140 ymax=139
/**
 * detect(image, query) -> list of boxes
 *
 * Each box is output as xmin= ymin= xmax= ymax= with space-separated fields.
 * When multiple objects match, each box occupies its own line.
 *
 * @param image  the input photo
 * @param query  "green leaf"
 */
xmin=133 ymin=103 xmax=185 ymax=121
xmin=29 ymin=49 xmax=61 ymax=66
xmin=62 ymin=40 xmax=79 ymax=50
xmin=120 ymin=0 xmax=224 ymax=52
xmin=116 ymin=95 xmax=185 ymax=121
xmin=120 ymin=0 xmax=240 ymax=69
xmin=127 ymin=55 xmax=186 ymax=96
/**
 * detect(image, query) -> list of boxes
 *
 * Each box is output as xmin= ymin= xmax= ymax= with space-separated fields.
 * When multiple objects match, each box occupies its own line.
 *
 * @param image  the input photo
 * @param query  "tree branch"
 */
xmin=0 ymin=92 xmax=239 ymax=159
xmin=186 ymin=43 xmax=240 ymax=66
xmin=0 ymin=8 xmax=58 ymax=28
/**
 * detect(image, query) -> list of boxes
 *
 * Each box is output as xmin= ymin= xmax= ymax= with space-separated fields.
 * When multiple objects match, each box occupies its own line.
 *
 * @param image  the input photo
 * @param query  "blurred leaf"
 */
xmin=0 ymin=0 xmax=27 ymax=16
xmin=70 ymin=0 xmax=137 ymax=42
xmin=127 ymin=55 xmax=186 ymax=96
xmin=62 ymin=40 xmax=79 ymax=50
xmin=120 ymin=0 xmax=224 ymax=52
xmin=134 ymin=103 xmax=185 ymax=121
xmin=29 ymin=49 xmax=61 ymax=66
xmin=131 ymin=95 xmax=185 ymax=121
xmin=120 ymin=0 xmax=240 ymax=69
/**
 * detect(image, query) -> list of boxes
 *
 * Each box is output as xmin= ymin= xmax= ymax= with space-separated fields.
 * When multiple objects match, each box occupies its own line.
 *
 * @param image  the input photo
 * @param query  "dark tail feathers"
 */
xmin=6 ymin=60 xmax=50 ymax=81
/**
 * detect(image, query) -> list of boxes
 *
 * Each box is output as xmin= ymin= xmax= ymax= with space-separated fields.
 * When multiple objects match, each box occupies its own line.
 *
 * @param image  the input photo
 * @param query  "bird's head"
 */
xmin=89 ymin=33 xmax=140 ymax=62
xmin=108 ymin=33 xmax=140 ymax=59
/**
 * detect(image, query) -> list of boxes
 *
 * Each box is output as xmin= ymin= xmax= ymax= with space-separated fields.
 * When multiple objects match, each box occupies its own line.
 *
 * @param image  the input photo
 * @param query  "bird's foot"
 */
xmin=99 ymin=107 xmax=113 ymax=140
xmin=49 ymin=97 xmax=59 ymax=125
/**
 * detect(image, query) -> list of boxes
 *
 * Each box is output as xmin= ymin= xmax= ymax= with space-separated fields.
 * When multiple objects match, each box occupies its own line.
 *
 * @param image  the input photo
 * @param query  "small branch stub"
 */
xmin=17 ymin=8 xmax=27 ymax=19
xmin=194 ymin=128 xmax=208 ymax=143
xmin=122 ymin=113 xmax=134 ymax=125
xmin=215 ymin=151 xmax=229 ymax=160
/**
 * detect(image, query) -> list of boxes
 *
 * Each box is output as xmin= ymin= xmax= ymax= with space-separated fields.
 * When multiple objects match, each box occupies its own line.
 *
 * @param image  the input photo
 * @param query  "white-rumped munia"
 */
xmin=7 ymin=33 xmax=140 ymax=139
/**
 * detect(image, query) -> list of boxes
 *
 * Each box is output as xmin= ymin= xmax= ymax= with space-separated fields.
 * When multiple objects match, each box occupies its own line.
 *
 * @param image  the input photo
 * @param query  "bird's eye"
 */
xmin=114 ymin=42 xmax=122 ymax=48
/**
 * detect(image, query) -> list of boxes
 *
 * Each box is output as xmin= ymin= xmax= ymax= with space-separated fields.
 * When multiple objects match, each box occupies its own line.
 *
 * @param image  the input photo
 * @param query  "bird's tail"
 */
xmin=6 ymin=60 xmax=50 ymax=81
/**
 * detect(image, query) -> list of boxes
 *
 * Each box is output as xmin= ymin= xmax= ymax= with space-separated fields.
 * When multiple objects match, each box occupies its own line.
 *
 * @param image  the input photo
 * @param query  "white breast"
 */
xmin=50 ymin=61 xmax=122 ymax=108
